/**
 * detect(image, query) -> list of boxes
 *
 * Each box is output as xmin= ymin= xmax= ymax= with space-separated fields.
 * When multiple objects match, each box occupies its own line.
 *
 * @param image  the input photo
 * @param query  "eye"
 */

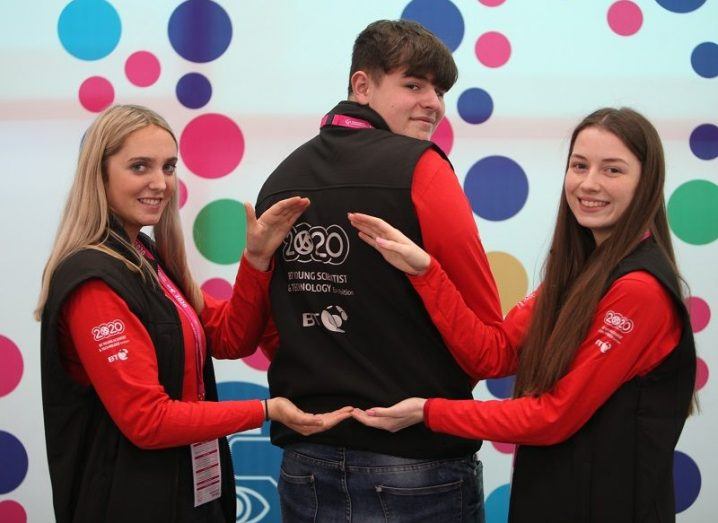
xmin=405 ymin=83 xmax=421 ymax=91
xmin=130 ymin=162 xmax=147 ymax=173
xmin=605 ymin=166 xmax=623 ymax=175
xmin=164 ymin=163 xmax=177 ymax=175
xmin=570 ymin=161 xmax=587 ymax=172
xmin=435 ymin=89 xmax=446 ymax=99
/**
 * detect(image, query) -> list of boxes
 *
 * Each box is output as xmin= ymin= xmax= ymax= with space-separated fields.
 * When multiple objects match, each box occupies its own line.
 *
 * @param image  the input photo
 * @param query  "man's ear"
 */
xmin=350 ymin=70 xmax=371 ymax=104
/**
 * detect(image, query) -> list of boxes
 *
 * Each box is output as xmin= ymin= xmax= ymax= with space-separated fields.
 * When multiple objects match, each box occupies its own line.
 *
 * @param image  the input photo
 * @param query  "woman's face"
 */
xmin=105 ymin=125 xmax=177 ymax=241
xmin=564 ymin=126 xmax=641 ymax=245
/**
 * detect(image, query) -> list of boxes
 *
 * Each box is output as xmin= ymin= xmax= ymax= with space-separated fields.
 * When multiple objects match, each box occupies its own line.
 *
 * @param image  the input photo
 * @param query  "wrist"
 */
xmin=244 ymin=250 xmax=270 ymax=272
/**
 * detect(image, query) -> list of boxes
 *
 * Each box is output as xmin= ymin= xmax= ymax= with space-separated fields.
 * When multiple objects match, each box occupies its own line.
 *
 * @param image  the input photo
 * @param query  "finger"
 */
xmin=357 ymin=231 xmax=380 ymax=250
xmin=243 ymin=202 xmax=258 ymax=229
xmin=351 ymin=409 xmax=392 ymax=430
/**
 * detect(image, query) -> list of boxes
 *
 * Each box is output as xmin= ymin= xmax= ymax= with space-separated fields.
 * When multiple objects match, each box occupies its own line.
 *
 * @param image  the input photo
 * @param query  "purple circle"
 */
xmin=689 ymin=124 xmax=718 ymax=160
xmin=655 ymin=0 xmax=707 ymax=13
xmin=691 ymin=42 xmax=718 ymax=79
xmin=0 ymin=501 xmax=26 ymax=523
xmin=486 ymin=375 xmax=515 ymax=398
xmin=176 ymin=72 xmax=212 ymax=109
xmin=168 ymin=0 xmax=232 ymax=63
xmin=457 ymin=88 xmax=493 ymax=124
xmin=0 ymin=335 xmax=23 ymax=397
xmin=401 ymin=0 xmax=464 ymax=52
xmin=674 ymin=450 xmax=701 ymax=513
xmin=0 ymin=432 xmax=28 ymax=494
xmin=464 ymin=156 xmax=529 ymax=221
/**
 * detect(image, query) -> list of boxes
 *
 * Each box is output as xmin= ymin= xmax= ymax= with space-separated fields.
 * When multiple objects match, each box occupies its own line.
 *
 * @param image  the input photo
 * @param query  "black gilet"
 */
xmin=508 ymin=239 xmax=696 ymax=523
xmin=40 ymin=231 xmax=236 ymax=523
xmin=256 ymin=101 xmax=477 ymax=459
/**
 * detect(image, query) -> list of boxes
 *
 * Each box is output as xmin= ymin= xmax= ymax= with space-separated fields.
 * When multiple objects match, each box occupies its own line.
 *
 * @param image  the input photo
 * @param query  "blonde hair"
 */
xmin=35 ymin=104 xmax=203 ymax=319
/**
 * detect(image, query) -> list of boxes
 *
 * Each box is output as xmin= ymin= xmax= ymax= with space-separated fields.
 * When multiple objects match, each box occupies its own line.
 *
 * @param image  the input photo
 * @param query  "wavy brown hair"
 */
xmin=514 ymin=108 xmax=680 ymax=397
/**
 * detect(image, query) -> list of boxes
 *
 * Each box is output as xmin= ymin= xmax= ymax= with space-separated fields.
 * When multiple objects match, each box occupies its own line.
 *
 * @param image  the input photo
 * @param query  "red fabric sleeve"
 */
xmin=424 ymin=272 xmax=683 ymax=445
xmin=411 ymin=149 xmax=503 ymax=330
xmin=201 ymin=254 xmax=273 ymax=359
xmin=61 ymin=279 xmax=264 ymax=450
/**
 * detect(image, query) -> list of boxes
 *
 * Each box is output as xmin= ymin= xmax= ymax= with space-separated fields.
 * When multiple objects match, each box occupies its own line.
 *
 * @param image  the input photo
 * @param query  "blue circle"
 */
xmin=57 ymin=0 xmax=121 ymax=61
xmin=457 ymin=88 xmax=494 ymax=124
xmin=689 ymin=124 xmax=718 ymax=160
xmin=486 ymin=375 xmax=515 ymax=399
xmin=401 ymin=0 xmax=464 ymax=53
xmin=691 ymin=42 xmax=718 ymax=79
xmin=0 ymin=431 xmax=28 ymax=494
xmin=485 ymin=484 xmax=510 ymax=523
xmin=655 ymin=0 xmax=706 ymax=13
xmin=674 ymin=450 xmax=701 ymax=513
xmin=464 ymin=156 xmax=529 ymax=221
xmin=168 ymin=0 xmax=233 ymax=63
xmin=176 ymin=73 xmax=213 ymax=109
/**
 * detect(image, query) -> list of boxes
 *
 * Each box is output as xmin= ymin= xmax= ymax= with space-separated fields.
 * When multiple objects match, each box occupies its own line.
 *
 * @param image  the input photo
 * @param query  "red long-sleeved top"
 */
xmin=58 ymin=254 xmax=270 ymax=450
xmin=259 ymin=148 xmax=503 ymax=358
xmin=414 ymin=257 xmax=682 ymax=446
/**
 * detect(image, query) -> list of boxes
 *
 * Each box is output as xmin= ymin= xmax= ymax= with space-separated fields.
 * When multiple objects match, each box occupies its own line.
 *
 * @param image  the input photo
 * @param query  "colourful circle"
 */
xmin=667 ymin=180 xmax=718 ymax=245
xmin=193 ymin=199 xmax=247 ymax=264
xmin=695 ymin=358 xmax=708 ymax=391
xmin=243 ymin=351 xmax=270 ymax=372
xmin=464 ymin=156 xmax=529 ymax=221
xmin=674 ymin=450 xmax=701 ymax=513
xmin=479 ymin=0 xmax=506 ymax=6
xmin=487 ymin=251 xmax=529 ymax=315
xmin=124 ymin=51 xmax=161 ymax=87
xmin=431 ymin=117 xmax=454 ymax=155
xmin=686 ymin=296 xmax=710 ymax=333
xmin=689 ymin=124 xmax=718 ymax=160
xmin=57 ymin=0 xmax=122 ymax=60
xmin=457 ymin=88 xmax=494 ymax=124
xmin=401 ymin=0 xmax=465 ymax=52
xmin=178 ymin=179 xmax=188 ymax=209
xmin=655 ymin=0 xmax=707 ymax=13
xmin=487 ymin=375 xmax=515 ymax=399
xmin=180 ymin=114 xmax=244 ymax=178
xmin=475 ymin=31 xmax=511 ymax=68
xmin=607 ymin=1 xmax=643 ymax=37
xmin=485 ymin=484 xmax=510 ymax=523
xmin=691 ymin=42 xmax=718 ymax=79
xmin=0 ymin=432 xmax=28 ymax=494
xmin=168 ymin=0 xmax=233 ymax=63
xmin=78 ymin=76 xmax=114 ymax=113
xmin=491 ymin=441 xmax=516 ymax=454
xmin=201 ymin=277 xmax=233 ymax=300
xmin=0 ymin=501 xmax=26 ymax=523
xmin=0 ymin=335 xmax=23 ymax=398
xmin=176 ymin=72 xmax=213 ymax=109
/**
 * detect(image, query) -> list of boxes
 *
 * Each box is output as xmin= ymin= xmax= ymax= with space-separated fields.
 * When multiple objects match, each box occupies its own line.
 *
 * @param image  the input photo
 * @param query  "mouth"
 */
xmin=138 ymin=198 xmax=163 ymax=206
xmin=578 ymin=198 xmax=608 ymax=209
xmin=411 ymin=116 xmax=436 ymax=125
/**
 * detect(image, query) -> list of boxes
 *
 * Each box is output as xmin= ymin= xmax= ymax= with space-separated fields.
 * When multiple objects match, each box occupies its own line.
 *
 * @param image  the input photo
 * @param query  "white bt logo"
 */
xmin=302 ymin=305 xmax=349 ymax=333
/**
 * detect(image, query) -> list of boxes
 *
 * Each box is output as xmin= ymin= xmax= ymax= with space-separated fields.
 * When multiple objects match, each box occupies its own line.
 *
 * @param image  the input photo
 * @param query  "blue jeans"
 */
xmin=278 ymin=443 xmax=484 ymax=522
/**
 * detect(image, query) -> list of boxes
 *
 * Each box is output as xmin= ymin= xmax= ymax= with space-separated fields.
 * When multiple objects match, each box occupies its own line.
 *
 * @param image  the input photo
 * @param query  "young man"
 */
xmin=256 ymin=20 xmax=502 ymax=522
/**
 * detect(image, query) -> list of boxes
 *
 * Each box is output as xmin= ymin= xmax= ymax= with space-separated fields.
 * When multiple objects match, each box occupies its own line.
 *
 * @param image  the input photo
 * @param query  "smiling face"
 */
xmin=104 ymin=125 xmax=178 ymax=241
xmin=564 ymin=126 xmax=642 ymax=245
xmin=351 ymin=67 xmax=446 ymax=140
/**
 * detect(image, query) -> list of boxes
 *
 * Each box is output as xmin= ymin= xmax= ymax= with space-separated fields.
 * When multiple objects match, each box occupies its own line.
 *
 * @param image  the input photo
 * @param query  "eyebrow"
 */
xmin=570 ymin=153 xmax=629 ymax=165
xmin=126 ymin=156 xmax=178 ymax=163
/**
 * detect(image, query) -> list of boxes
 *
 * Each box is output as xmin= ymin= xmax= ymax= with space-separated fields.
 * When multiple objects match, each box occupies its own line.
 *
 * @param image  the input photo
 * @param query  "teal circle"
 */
xmin=193 ymin=199 xmax=247 ymax=264
xmin=57 ymin=0 xmax=121 ymax=61
xmin=667 ymin=180 xmax=718 ymax=245
xmin=485 ymin=483 xmax=510 ymax=523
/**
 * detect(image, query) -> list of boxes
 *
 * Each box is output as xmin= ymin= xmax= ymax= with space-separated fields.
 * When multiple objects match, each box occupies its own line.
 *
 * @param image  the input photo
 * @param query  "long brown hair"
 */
xmin=36 ymin=105 xmax=202 ymax=319
xmin=514 ymin=108 xmax=680 ymax=397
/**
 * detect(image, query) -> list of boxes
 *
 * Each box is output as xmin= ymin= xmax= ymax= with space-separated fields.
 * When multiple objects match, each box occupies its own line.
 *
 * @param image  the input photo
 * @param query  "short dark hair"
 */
xmin=348 ymin=20 xmax=458 ymax=96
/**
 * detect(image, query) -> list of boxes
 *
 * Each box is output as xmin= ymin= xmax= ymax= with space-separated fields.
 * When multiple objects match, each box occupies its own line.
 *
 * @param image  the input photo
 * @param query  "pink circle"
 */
xmin=78 ymin=76 xmax=114 ymax=112
xmin=686 ymin=296 xmax=710 ymax=333
xmin=178 ymin=179 xmax=188 ymax=209
xmin=125 ymin=51 xmax=161 ymax=87
xmin=475 ymin=31 xmax=511 ymax=68
xmin=0 ymin=335 xmax=23 ymax=397
xmin=180 ymin=114 xmax=244 ymax=179
xmin=478 ymin=0 xmax=506 ymax=8
xmin=431 ymin=117 xmax=454 ymax=155
xmin=201 ymin=278 xmax=233 ymax=300
xmin=695 ymin=358 xmax=709 ymax=391
xmin=0 ymin=501 xmax=27 ymax=523
xmin=242 ymin=350 xmax=270 ymax=372
xmin=607 ymin=1 xmax=643 ymax=37
xmin=491 ymin=441 xmax=516 ymax=454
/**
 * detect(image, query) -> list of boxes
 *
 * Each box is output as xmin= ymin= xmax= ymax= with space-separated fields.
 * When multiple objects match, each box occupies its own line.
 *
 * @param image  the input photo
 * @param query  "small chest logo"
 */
xmin=91 ymin=319 xmax=125 ymax=341
xmin=603 ymin=311 xmax=634 ymax=333
xmin=107 ymin=348 xmax=129 ymax=363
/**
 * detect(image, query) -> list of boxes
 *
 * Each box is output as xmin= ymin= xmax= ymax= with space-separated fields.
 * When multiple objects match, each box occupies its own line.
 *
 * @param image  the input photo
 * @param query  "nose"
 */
xmin=421 ymin=89 xmax=443 ymax=113
xmin=148 ymin=168 xmax=167 ymax=191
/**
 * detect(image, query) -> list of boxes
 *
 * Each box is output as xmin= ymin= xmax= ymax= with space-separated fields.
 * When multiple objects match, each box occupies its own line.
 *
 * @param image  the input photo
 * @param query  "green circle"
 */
xmin=667 ymin=180 xmax=718 ymax=245
xmin=193 ymin=199 xmax=247 ymax=264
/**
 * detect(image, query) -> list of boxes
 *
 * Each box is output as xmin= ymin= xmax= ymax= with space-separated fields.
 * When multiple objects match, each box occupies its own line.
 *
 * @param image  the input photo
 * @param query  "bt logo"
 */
xmin=302 ymin=305 xmax=349 ymax=333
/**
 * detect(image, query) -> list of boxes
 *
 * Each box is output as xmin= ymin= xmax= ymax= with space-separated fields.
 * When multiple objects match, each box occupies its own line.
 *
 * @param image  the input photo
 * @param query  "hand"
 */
xmin=244 ymin=197 xmax=310 ymax=271
xmin=347 ymin=213 xmax=430 ymax=275
xmin=351 ymin=398 xmax=427 ymax=433
xmin=267 ymin=398 xmax=353 ymax=436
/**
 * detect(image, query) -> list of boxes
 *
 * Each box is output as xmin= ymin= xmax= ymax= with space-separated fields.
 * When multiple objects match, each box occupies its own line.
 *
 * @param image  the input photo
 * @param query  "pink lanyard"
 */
xmin=320 ymin=113 xmax=374 ymax=129
xmin=134 ymin=240 xmax=207 ymax=400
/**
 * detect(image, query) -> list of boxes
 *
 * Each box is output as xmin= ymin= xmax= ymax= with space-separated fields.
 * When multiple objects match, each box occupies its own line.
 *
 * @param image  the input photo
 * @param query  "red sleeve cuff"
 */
xmin=406 ymin=255 xmax=441 ymax=287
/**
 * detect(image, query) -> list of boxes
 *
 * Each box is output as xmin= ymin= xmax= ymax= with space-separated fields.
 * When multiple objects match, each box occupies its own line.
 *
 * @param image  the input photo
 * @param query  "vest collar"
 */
xmin=325 ymin=101 xmax=392 ymax=132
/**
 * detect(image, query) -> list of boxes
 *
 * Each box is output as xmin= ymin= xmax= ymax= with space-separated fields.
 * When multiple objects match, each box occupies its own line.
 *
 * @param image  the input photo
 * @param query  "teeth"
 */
xmin=139 ymin=198 xmax=161 ymax=205
xmin=580 ymin=199 xmax=607 ymax=208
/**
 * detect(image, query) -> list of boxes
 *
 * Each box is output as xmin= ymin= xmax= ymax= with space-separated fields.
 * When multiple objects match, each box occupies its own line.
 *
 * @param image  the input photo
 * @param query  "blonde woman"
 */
xmin=36 ymin=105 xmax=352 ymax=523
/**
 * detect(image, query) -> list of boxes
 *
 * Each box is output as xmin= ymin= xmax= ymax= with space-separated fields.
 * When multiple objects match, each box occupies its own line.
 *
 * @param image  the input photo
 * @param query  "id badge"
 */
xmin=190 ymin=439 xmax=222 ymax=507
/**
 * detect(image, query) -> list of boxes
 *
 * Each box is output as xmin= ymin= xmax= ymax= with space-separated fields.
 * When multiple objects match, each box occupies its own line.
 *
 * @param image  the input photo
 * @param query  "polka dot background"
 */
xmin=2 ymin=0 xmax=715 ymax=520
